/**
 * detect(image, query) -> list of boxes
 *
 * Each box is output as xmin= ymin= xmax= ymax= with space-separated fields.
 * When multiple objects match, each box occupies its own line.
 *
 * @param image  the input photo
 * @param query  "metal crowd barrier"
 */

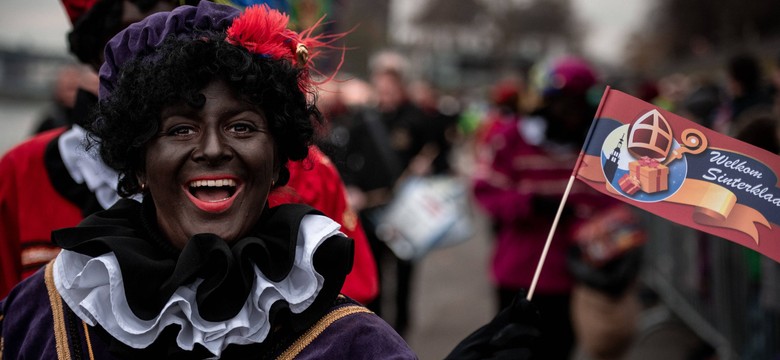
xmin=638 ymin=210 xmax=780 ymax=360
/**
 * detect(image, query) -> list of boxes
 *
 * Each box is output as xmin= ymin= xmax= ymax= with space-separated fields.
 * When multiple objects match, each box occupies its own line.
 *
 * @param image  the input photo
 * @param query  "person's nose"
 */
xmin=193 ymin=127 xmax=233 ymax=165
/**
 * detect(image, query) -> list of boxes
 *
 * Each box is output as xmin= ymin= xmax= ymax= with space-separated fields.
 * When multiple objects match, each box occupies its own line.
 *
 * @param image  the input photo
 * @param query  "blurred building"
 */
xmin=339 ymin=0 xmax=584 ymax=91
xmin=0 ymin=47 xmax=69 ymax=101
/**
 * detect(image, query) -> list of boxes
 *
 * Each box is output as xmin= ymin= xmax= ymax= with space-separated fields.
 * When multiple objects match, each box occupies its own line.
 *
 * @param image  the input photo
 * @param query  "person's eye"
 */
xmin=228 ymin=122 xmax=257 ymax=134
xmin=167 ymin=125 xmax=196 ymax=136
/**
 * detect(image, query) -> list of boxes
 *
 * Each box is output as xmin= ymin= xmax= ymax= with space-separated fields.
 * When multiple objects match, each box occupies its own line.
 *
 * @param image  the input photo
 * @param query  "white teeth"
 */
xmin=189 ymin=179 xmax=237 ymax=187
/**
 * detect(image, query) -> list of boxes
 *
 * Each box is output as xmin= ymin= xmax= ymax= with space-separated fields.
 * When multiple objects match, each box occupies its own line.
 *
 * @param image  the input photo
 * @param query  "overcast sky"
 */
xmin=0 ymin=0 xmax=654 ymax=64
xmin=0 ymin=0 xmax=71 ymax=54
xmin=571 ymin=0 xmax=655 ymax=65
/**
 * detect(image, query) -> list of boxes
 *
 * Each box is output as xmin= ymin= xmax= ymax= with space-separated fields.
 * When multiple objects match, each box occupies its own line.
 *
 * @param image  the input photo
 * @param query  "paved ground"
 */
xmin=404 ymin=211 xmax=495 ymax=359
xmin=395 ymin=142 xmax=497 ymax=359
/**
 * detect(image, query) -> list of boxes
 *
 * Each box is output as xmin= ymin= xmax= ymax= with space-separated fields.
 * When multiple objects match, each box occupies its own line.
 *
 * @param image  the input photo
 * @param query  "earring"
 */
xmin=271 ymin=179 xmax=276 ymax=187
xmin=140 ymin=183 xmax=147 ymax=191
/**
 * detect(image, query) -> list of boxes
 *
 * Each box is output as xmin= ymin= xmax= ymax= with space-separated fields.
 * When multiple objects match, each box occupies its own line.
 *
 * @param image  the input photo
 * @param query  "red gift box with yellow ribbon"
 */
xmin=628 ymin=156 xmax=669 ymax=193
xmin=617 ymin=174 xmax=641 ymax=195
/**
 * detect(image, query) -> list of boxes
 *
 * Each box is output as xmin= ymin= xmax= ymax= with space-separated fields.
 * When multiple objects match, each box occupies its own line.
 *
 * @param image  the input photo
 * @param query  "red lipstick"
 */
xmin=184 ymin=175 xmax=242 ymax=214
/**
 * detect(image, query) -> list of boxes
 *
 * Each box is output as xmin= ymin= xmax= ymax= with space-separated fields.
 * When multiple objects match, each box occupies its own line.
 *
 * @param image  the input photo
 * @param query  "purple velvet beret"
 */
xmin=98 ymin=2 xmax=240 ymax=100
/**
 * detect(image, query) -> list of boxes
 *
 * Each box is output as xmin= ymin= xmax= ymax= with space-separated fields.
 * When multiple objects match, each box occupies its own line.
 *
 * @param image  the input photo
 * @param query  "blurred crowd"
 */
xmin=301 ymin=49 xmax=780 ymax=359
xmin=3 ymin=0 xmax=780 ymax=359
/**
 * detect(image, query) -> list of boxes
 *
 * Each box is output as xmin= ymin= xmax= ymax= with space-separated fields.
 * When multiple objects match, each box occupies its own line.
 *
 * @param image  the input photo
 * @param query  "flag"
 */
xmin=575 ymin=87 xmax=780 ymax=263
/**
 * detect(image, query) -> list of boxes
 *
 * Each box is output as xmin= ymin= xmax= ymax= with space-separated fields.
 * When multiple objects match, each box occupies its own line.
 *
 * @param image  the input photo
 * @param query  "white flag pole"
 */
xmin=525 ymin=86 xmax=611 ymax=301
xmin=526 ymin=174 xmax=576 ymax=301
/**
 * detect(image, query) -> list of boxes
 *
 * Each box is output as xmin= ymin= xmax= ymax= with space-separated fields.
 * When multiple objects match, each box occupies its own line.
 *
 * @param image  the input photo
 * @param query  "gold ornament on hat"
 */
xmin=296 ymin=43 xmax=309 ymax=67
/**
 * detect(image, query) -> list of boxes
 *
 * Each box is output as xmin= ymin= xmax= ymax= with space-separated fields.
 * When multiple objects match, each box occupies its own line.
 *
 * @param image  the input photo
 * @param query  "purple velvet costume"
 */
xmin=0 ymin=266 xmax=414 ymax=359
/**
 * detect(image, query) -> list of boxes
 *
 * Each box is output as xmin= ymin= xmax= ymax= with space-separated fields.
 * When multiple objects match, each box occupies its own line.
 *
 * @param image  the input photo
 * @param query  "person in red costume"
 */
xmin=0 ymin=0 xmax=377 ymax=304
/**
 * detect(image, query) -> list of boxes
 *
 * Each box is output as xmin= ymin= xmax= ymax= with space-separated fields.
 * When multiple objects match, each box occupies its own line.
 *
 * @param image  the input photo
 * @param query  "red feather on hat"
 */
xmin=226 ymin=5 xmax=298 ymax=62
xmin=226 ymin=4 xmax=348 ymax=74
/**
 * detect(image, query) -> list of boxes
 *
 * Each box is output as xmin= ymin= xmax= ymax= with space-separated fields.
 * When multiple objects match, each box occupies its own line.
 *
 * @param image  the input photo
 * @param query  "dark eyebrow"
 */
xmin=222 ymin=106 xmax=263 ymax=119
xmin=160 ymin=103 xmax=264 ymax=123
xmin=160 ymin=101 xmax=197 ymax=119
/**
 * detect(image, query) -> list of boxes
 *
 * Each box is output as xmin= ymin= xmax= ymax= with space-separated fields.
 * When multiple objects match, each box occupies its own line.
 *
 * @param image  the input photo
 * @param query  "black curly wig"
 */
xmin=83 ymin=31 xmax=322 ymax=197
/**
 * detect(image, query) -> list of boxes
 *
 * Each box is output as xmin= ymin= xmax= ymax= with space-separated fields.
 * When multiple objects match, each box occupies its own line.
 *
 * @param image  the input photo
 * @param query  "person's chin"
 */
xmin=186 ymin=221 xmax=242 ymax=242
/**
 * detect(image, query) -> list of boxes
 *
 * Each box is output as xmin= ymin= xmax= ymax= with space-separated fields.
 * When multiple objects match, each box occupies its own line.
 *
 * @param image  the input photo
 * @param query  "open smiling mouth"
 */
xmin=185 ymin=178 xmax=241 ymax=213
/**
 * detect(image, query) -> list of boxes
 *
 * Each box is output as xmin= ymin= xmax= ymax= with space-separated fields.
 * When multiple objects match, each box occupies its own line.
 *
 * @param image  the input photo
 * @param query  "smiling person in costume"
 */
xmin=0 ymin=0 xmax=378 ymax=306
xmin=0 ymin=3 xmax=410 ymax=358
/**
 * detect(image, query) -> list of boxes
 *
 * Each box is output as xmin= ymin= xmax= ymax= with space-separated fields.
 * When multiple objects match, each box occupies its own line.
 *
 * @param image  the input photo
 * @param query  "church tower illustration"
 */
xmin=604 ymin=133 xmax=624 ymax=183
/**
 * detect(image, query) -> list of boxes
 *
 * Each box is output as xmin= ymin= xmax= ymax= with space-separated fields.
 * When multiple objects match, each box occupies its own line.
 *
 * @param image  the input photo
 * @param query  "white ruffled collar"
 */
xmin=53 ymin=214 xmax=342 ymax=357
xmin=58 ymin=125 xmax=131 ymax=209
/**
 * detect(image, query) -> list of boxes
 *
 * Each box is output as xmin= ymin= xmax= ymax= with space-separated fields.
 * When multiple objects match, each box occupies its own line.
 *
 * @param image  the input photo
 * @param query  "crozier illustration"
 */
xmin=600 ymin=109 xmax=708 ymax=202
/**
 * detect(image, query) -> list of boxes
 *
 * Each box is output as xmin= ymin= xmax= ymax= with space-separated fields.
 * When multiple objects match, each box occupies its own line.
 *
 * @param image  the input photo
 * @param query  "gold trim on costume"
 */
xmin=45 ymin=261 xmax=71 ymax=360
xmin=277 ymin=305 xmax=372 ymax=360
xmin=82 ymin=321 xmax=95 ymax=360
